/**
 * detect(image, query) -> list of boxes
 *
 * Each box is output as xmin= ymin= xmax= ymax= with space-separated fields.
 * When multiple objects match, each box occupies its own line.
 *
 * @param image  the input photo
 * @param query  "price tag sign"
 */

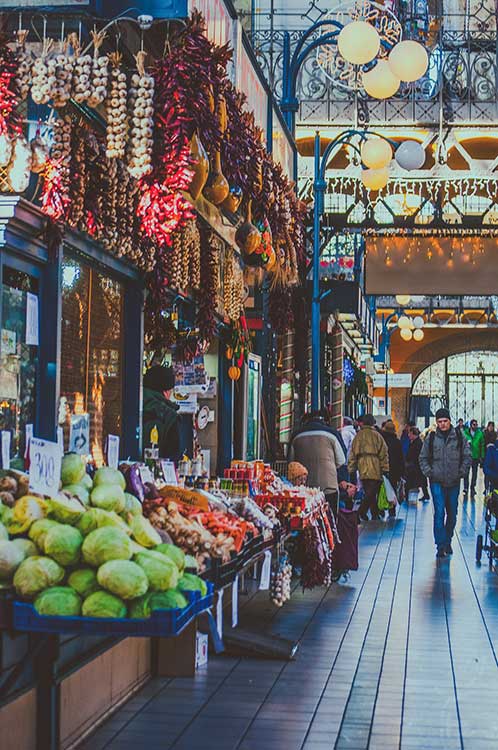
xmin=216 ymin=588 xmax=224 ymax=640
xmin=139 ymin=466 xmax=155 ymax=485
xmin=161 ymin=460 xmax=178 ymax=486
xmin=232 ymin=575 xmax=239 ymax=629
xmin=259 ymin=549 xmax=272 ymax=591
xmin=1 ymin=431 xmax=11 ymax=469
xmin=29 ymin=437 xmax=62 ymax=498
xmin=70 ymin=413 xmax=90 ymax=455
xmin=25 ymin=292 xmax=39 ymax=346
xmin=107 ymin=435 xmax=120 ymax=469
xmin=25 ymin=423 xmax=33 ymax=459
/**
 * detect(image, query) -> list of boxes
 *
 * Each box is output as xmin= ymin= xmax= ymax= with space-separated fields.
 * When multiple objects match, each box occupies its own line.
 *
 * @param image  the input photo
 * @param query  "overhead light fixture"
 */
xmin=395 ymin=294 xmax=411 ymax=306
xmin=389 ymin=40 xmax=429 ymax=83
xmin=400 ymin=328 xmax=413 ymax=341
xmin=338 ymin=21 xmax=380 ymax=65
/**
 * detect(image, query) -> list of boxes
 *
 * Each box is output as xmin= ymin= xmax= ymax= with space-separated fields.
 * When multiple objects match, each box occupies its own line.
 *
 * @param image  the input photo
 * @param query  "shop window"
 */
xmin=0 ymin=267 xmax=38 ymax=463
xmin=60 ymin=256 xmax=123 ymax=464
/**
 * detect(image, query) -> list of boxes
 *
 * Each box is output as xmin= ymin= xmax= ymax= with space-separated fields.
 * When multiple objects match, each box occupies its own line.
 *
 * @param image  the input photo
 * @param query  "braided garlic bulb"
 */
xmin=70 ymin=34 xmax=93 ymax=105
xmin=50 ymin=115 xmax=72 ymax=205
xmin=51 ymin=40 xmax=74 ymax=108
xmin=127 ymin=50 xmax=154 ymax=179
xmin=87 ymin=29 xmax=108 ymax=108
xmin=14 ymin=30 xmax=32 ymax=101
xmin=31 ymin=38 xmax=53 ymax=105
xmin=105 ymin=52 xmax=127 ymax=159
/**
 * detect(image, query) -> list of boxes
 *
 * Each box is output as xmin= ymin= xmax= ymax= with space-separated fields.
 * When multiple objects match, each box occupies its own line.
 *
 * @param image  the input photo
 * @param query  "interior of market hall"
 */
xmin=1 ymin=1 xmax=498 ymax=750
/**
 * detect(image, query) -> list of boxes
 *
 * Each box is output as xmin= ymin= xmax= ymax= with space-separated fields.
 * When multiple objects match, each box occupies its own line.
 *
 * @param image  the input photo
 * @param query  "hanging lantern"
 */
xmin=395 ymin=141 xmax=426 ymax=170
xmin=397 ymin=315 xmax=411 ymax=329
xmin=361 ymin=166 xmax=389 ymax=191
xmin=337 ymin=21 xmax=380 ymax=66
xmin=400 ymin=328 xmax=413 ymax=341
xmin=395 ymin=294 xmax=411 ymax=306
xmin=389 ymin=41 xmax=429 ymax=83
xmin=413 ymin=315 xmax=425 ymax=329
xmin=413 ymin=328 xmax=424 ymax=341
xmin=361 ymin=138 xmax=393 ymax=169
xmin=362 ymin=60 xmax=400 ymax=99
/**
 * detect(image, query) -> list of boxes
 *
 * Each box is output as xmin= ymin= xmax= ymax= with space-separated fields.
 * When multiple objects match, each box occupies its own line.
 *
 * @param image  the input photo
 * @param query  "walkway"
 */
xmin=78 ymin=493 xmax=498 ymax=750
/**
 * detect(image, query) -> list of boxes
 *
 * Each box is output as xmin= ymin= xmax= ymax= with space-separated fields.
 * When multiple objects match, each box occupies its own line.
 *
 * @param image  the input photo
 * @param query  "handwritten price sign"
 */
xmin=29 ymin=437 xmax=62 ymax=498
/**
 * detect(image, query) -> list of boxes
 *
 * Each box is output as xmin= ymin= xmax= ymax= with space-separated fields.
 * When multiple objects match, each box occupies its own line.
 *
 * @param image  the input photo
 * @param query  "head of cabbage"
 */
xmin=129 ymin=516 xmax=161 ymax=548
xmin=155 ymin=543 xmax=185 ymax=573
xmin=43 ymin=524 xmax=83 ymax=567
xmin=6 ymin=496 xmax=48 ymax=535
xmin=128 ymin=589 xmax=188 ymax=619
xmin=14 ymin=556 xmax=64 ymax=599
xmin=123 ymin=493 xmax=142 ymax=517
xmin=29 ymin=519 xmax=61 ymax=550
xmin=68 ymin=568 xmax=100 ymax=598
xmin=62 ymin=484 xmax=90 ymax=506
xmin=61 ymin=454 xmax=86 ymax=486
xmin=77 ymin=508 xmax=130 ymax=537
xmin=34 ymin=586 xmax=81 ymax=617
xmin=97 ymin=560 xmax=149 ymax=600
xmin=93 ymin=467 xmax=126 ymax=491
xmin=82 ymin=590 xmax=127 ymax=619
xmin=134 ymin=550 xmax=179 ymax=592
xmin=82 ymin=527 xmax=132 ymax=567
xmin=12 ymin=538 xmax=38 ymax=559
xmin=0 ymin=539 xmax=26 ymax=581
xmin=49 ymin=493 xmax=86 ymax=525
xmin=90 ymin=485 xmax=125 ymax=514
xmin=177 ymin=573 xmax=208 ymax=597
xmin=0 ymin=521 xmax=8 ymax=541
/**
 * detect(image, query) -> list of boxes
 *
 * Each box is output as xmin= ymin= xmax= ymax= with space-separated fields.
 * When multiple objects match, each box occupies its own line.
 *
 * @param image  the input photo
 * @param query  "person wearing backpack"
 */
xmin=419 ymin=408 xmax=472 ymax=558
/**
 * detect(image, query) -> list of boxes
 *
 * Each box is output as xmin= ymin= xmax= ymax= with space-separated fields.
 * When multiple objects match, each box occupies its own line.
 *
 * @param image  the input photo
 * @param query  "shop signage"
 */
xmin=373 ymin=373 xmax=413 ymax=388
xmin=25 ymin=293 xmax=39 ymax=346
xmin=160 ymin=460 xmax=178 ymax=486
xmin=70 ymin=413 xmax=90 ymax=454
xmin=174 ymin=392 xmax=198 ymax=414
xmin=29 ymin=437 xmax=62 ymax=498
xmin=107 ymin=435 xmax=120 ymax=469
xmin=1 ymin=431 xmax=10 ymax=469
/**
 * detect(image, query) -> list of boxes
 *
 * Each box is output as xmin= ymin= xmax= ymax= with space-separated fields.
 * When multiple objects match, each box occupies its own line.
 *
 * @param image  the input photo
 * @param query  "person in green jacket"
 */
xmin=463 ymin=418 xmax=485 ymax=499
xmin=143 ymin=365 xmax=181 ymax=461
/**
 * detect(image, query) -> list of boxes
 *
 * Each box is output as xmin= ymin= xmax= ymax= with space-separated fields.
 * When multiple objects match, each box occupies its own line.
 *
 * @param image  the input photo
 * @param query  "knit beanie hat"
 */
xmin=143 ymin=365 xmax=175 ymax=393
xmin=288 ymin=462 xmax=308 ymax=483
xmin=435 ymin=407 xmax=451 ymax=420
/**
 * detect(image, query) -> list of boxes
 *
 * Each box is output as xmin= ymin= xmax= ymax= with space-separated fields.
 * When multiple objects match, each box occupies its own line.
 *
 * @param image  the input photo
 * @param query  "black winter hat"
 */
xmin=435 ymin=407 xmax=451 ymax=420
xmin=143 ymin=365 xmax=175 ymax=393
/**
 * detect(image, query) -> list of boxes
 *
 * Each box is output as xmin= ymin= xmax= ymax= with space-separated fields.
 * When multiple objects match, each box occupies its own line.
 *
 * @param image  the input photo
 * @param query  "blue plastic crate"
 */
xmin=195 ymin=581 xmax=214 ymax=615
xmin=12 ymin=592 xmax=198 ymax=638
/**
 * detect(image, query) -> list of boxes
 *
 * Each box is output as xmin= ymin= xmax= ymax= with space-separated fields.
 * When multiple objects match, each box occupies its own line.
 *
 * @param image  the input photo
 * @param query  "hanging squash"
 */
xmin=228 ymin=365 xmax=241 ymax=381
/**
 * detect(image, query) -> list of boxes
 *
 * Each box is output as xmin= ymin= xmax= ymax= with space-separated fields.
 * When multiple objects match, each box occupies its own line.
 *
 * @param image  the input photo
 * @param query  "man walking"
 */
xmin=463 ymin=418 xmax=485 ymax=499
xmin=348 ymin=414 xmax=389 ymax=521
xmin=419 ymin=408 xmax=471 ymax=558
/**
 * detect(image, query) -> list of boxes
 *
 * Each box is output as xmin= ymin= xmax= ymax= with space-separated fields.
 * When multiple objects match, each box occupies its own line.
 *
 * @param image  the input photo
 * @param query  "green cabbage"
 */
xmin=43 ymin=524 xmax=83 ymax=566
xmin=0 ymin=539 xmax=25 ymax=580
xmin=29 ymin=519 xmax=61 ymax=549
xmin=79 ymin=473 xmax=94 ymax=491
xmin=13 ymin=556 xmax=64 ymax=599
xmin=7 ymin=496 xmax=48 ymax=535
xmin=68 ymin=568 xmax=100 ymax=598
xmin=61 ymin=454 xmax=86 ymax=486
xmin=177 ymin=573 xmax=207 ymax=596
xmin=77 ymin=508 xmax=130 ymax=537
xmin=155 ymin=543 xmax=185 ymax=573
xmin=49 ymin=493 xmax=85 ymax=525
xmin=82 ymin=590 xmax=127 ymax=618
xmin=129 ymin=516 xmax=161 ymax=548
xmin=63 ymin=484 xmax=90 ymax=506
xmin=93 ymin=467 xmax=126 ymax=491
xmin=34 ymin=586 xmax=81 ymax=617
xmin=97 ymin=560 xmax=149 ymax=600
xmin=123 ymin=493 xmax=142 ymax=516
xmin=0 ymin=521 xmax=8 ymax=541
xmin=128 ymin=594 xmax=151 ymax=618
xmin=90 ymin=485 xmax=125 ymax=514
xmin=149 ymin=589 xmax=188 ymax=611
xmin=184 ymin=554 xmax=199 ymax=572
xmin=12 ymin=538 xmax=38 ymax=559
xmin=82 ymin=527 xmax=132 ymax=567
xmin=134 ymin=550 xmax=179 ymax=591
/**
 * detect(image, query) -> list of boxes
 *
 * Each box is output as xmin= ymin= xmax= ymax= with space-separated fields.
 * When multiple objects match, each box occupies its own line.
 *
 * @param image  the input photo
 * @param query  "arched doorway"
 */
xmin=411 ymin=351 xmax=498 ymax=426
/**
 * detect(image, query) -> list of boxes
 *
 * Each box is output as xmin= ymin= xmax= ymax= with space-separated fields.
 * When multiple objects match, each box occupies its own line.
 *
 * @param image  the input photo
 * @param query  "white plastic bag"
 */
xmin=383 ymin=475 xmax=398 ymax=506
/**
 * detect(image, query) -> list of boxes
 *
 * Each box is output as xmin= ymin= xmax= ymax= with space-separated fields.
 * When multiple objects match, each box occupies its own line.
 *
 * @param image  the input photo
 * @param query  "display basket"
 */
xmin=11 ymin=591 xmax=202 ymax=638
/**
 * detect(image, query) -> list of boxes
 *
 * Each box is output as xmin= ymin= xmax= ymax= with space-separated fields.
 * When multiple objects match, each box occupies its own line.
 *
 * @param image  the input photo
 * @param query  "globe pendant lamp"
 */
xmin=413 ymin=328 xmax=424 ymax=342
xmin=400 ymin=328 xmax=413 ymax=341
xmin=338 ymin=21 xmax=380 ymax=66
xmin=389 ymin=40 xmax=429 ymax=83
xmin=413 ymin=315 xmax=424 ymax=329
xmin=395 ymin=140 xmax=426 ymax=170
xmin=361 ymin=166 xmax=389 ymax=191
xmin=361 ymin=138 xmax=393 ymax=169
xmin=362 ymin=60 xmax=400 ymax=99
xmin=397 ymin=315 xmax=411 ymax=329
xmin=395 ymin=294 xmax=411 ymax=306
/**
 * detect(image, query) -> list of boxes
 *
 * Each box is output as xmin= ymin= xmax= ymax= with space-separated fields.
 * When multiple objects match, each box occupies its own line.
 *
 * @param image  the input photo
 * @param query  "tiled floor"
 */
xmin=78 ymin=490 xmax=498 ymax=750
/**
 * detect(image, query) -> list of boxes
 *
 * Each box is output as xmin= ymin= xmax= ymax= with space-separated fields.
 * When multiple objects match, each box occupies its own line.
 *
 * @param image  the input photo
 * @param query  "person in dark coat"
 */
xmin=380 ymin=420 xmax=405 ymax=518
xmin=143 ymin=365 xmax=181 ymax=461
xmin=405 ymin=426 xmax=427 ymax=502
xmin=484 ymin=421 xmax=497 ymax=493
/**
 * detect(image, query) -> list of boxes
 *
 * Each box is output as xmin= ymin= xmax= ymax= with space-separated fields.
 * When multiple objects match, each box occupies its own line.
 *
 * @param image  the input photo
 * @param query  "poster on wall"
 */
xmin=173 ymin=354 xmax=209 ymax=393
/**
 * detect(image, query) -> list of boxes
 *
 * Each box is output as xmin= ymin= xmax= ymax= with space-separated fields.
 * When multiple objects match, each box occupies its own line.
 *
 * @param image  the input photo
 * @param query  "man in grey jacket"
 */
xmin=419 ymin=408 xmax=472 ymax=558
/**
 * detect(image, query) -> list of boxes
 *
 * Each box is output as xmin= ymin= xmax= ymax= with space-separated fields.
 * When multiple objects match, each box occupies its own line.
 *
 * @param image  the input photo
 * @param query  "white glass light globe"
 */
xmin=395 ymin=294 xmax=411 ymax=306
xmin=400 ymin=328 xmax=413 ymax=341
xmin=413 ymin=328 xmax=424 ymax=341
xmin=361 ymin=138 xmax=393 ymax=169
xmin=389 ymin=40 xmax=429 ymax=83
xmin=397 ymin=315 xmax=411 ymax=329
xmin=395 ymin=140 xmax=426 ymax=170
xmin=361 ymin=166 xmax=389 ymax=191
xmin=362 ymin=60 xmax=400 ymax=99
xmin=413 ymin=315 xmax=424 ymax=329
xmin=337 ymin=21 xmax=380 ymax=66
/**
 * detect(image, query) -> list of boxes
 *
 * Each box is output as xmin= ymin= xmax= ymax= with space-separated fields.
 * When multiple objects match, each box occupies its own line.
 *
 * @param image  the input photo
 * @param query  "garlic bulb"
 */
xmin=105 ymin=52 xmax=127 ymax=159
xmin=31 ymin=38 xmax=53 ymax=105
xmin=69 ymin=34 xmax=92 ymax=105
xmin=0 ymin=133 xmax=12 ymax=167
xmin=127 ymin=50 xmax=154 ymax=179
xmin=14 ymin=30 xmax=32 ymax=101
xmin=50 ymin=41 xmax=74 ymax=108
xmin=87 ymin=29 xmax=108 ymax=108
xmin=7 ymin=137 xmax=32 ymax=193
xmin=50 ymin=115 xmax=72 ymax=205
xmin=223 ymin=250 xmax=244 ymax=321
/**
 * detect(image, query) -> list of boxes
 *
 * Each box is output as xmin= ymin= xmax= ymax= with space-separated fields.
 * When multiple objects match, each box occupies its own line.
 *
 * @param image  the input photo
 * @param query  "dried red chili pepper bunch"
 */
xmin=0 ymin=33 xmax=22 ymax=138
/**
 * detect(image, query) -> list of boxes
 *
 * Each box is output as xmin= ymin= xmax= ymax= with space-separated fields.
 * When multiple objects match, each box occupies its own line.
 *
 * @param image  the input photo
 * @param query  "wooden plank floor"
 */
xmin=78 ymin=490 xmax=498 ymax=750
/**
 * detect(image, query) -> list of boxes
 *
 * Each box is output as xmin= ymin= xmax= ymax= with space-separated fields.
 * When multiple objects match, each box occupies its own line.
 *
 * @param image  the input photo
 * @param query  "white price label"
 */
xmin=107 ymin=435 xmax=120 ymax=469
xmin=25 ymin=292 xmax=39 ymax=346
xmin=139 ymin=466 xmax=155 ymax=485
xmin=161 ymin=460 xmax=177 ymax=486
xmin=29 ymin=437 xmax=62 ymax=498
xmin=70 ymin=413 xmax=90 ymax=455
xmin=57 ymin=427 xmax=64 ymax=455
xmin=232 ymin=575 xmax=239 ymax=629
xmin=1 ymin=431 xmax=11 ymax=469
xmin=259 ymin=550 xmax=272 ymax=591
xmin=216 ymin=588 xmax=224 ymax=640
xmin=25 ymin=423 xmax=33 ymax=458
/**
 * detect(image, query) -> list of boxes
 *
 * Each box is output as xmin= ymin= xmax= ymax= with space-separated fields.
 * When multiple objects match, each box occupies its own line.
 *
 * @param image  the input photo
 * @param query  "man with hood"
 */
xmin=143 ymin=365 xmax=181 ymax=461
xmin=341 ymin=416 xmax=357 ymax=458
xmin=348 ymin=413 xmax=389 ymax=521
